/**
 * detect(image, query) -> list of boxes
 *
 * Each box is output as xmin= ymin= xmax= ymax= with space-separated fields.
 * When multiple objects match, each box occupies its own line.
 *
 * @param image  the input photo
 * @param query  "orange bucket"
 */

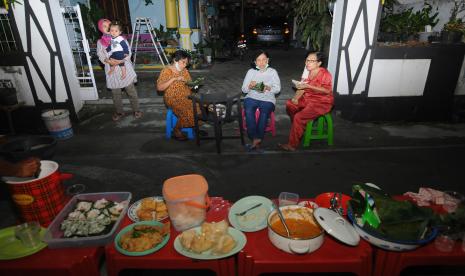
xmin=163 ymin=174 xmax=210 ymax=231
xmin=3 ymin=160 xmax=71 ymax=226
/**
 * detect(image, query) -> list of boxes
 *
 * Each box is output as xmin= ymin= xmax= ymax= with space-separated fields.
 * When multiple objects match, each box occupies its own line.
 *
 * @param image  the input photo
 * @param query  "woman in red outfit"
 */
xmin=279 ymin=52 xmax=333 ymax=151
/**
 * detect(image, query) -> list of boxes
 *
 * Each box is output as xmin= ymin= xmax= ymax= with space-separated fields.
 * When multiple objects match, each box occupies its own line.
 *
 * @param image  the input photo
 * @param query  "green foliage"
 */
xmin=78 ymin=0 xmax=104 ymax=44
xmin=291 ymin=0 xmax=335 ymax=51
xmin=380 ymin=3 xmax=439 ymax=36
xmin=444 ymin=0 xmax=465 ymax=33
xmin=152 ymin=24 xmax=170 ymax=41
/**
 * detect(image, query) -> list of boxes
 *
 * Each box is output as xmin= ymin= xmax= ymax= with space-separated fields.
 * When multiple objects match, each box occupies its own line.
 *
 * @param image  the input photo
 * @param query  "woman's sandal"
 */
xmin=277 ymin=143 xmax=296 ymax=152
xmin=134 ymin=111 xmax=143 ymax=119
xmin=112 ymin=112 xmax=126 ymax=122
xmin=173 ymin=129 xmax=188 ymax=141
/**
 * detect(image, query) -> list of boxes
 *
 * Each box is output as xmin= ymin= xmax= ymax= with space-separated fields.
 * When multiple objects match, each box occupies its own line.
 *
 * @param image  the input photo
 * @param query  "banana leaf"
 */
xmin=350 ymin=184 xmax=436 ymax=241
xmin=252 ymin=82 xmax=265 ymax=92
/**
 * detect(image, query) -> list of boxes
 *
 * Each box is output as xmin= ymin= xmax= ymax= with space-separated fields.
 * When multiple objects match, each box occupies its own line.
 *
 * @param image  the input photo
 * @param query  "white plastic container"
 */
xmin=162 ymin=174 xmax=210 ymax=231
xmin=41 ymin=109 xmax=73 ymax=140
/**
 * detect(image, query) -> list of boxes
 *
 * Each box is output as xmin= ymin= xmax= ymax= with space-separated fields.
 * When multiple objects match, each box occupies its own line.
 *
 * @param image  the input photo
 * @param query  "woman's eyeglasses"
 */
xmin=306 ymin=59 xmax=319 ymax=63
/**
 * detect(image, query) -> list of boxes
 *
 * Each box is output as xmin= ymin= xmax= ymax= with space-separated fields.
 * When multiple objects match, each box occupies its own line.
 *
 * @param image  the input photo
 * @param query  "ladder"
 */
xmin=130 ymin=17 xmax=169 ymax=67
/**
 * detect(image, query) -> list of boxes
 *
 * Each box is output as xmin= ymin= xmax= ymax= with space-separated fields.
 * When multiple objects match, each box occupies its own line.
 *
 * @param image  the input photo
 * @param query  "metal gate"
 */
xmin=61 ymin=5 xmax=97 ymax=100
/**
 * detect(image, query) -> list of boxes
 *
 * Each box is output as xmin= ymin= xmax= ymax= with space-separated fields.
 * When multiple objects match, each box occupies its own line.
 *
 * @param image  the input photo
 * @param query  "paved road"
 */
xmin=2 ymin=47 xmax=465 ymax=234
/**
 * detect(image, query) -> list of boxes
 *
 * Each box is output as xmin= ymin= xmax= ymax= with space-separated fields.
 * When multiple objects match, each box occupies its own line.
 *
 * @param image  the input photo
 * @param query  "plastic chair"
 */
xmin=191 ymin=92 xmax=244 ymax=154
xmin=241 ymin=109 xmax=276 ymax=136
xmin=303 ymin=113 xmax=333 ymax=147
xmin=165 ymin=108 xmax=194 ymax=140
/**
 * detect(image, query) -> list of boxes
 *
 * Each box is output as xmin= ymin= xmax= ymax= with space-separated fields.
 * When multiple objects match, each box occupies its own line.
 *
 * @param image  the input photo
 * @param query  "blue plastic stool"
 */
xmin=165 ymin=109 xmax=194 ymax=140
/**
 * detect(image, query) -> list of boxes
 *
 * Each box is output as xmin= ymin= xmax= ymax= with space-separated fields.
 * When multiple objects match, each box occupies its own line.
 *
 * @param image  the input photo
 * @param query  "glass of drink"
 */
xmin=15 ymin=221 xmax=41 ymax=248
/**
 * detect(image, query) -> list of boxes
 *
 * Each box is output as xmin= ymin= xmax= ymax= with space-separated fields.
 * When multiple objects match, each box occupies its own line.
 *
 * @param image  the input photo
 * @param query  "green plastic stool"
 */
xmin=303 ymin=113 xmax=334 ymax=147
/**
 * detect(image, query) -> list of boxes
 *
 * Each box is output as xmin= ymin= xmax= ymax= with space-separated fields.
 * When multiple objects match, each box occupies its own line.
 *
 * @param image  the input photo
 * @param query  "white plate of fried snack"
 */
xmin=174 ymin=220 xmax=247 ymax=260
xmin=128 ymin=197 xmax=169 ymax=222
xmin=115 ymin=221 xmax=170 ymax=256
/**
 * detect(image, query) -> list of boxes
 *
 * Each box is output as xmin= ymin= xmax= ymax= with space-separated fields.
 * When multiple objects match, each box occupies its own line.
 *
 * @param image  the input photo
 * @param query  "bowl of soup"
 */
xmin=267 ymin=205 xmax=324 ymax=254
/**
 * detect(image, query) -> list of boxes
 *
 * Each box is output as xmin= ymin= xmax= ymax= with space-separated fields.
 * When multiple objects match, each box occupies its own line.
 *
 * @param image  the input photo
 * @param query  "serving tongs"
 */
xmin=273 ymin=203 xmax=291 ymax=237
xmin=330 ymin=192 xmax=344 ymax=216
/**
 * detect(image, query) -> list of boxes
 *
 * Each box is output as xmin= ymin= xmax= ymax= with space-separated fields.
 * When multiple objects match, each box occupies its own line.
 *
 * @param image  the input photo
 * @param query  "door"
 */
xmin=61 ymin=5 xmax=98 ymax=101
xmin=97 ymin=0 xmax=132 ymax=34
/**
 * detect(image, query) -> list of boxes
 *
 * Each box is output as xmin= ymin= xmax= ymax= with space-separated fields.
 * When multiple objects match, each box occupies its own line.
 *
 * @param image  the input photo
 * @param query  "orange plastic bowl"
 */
xmin=314 ymin=193 xmax=352 ymax=215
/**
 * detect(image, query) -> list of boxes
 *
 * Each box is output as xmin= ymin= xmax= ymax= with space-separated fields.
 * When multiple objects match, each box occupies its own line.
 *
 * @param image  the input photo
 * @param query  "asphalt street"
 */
xmin=1 ymin=48 xmax=465 ymax=275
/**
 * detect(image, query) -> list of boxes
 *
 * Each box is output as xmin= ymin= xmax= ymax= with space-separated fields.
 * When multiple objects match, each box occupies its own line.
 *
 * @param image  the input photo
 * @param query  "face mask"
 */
xmin=175 ymin=62 xmax=181 ymax=72
xmin=256 ymin=63 xmax=269 ymax=70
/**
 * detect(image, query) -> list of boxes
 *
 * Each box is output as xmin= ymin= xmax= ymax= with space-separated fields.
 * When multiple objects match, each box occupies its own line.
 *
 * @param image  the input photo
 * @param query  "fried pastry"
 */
xmin=211 ymin=233 xmax=236 ymax=255
xmin=179 ymin=220 xmax=236 ymax=255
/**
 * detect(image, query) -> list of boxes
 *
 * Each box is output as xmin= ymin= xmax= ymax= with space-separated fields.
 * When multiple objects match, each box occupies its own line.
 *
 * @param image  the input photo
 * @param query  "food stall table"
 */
xmin=373 ymin=241 xmax=465 ymax=276
xmin=105 ymin=197 xmax=235 ymax=276
xmin=238 ymin=224 xmax=373 ymax=276
xmin=0 ymin=246 xmax=104 ymax=276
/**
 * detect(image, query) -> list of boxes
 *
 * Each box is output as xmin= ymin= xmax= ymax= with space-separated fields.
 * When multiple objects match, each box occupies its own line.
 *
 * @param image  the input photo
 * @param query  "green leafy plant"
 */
xmin=195 ymin=39 xmax=212 ymax=54
xmin=380 ymin=2 xmax=439 ymax=40
xmin=78 ymin=0 xmax=104 ymax=44
xmin=443 ymin=0 xmax=465 ymax=33
xmin=291 ymin=0 xmax=335 ymax=51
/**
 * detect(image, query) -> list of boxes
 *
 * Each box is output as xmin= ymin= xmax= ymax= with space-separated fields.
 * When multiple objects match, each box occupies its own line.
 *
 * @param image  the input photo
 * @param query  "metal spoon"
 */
xmin=273 ymin=203 xmax=291 ymax=237
xmin=235 ymin=203 xmax=262 ymax=216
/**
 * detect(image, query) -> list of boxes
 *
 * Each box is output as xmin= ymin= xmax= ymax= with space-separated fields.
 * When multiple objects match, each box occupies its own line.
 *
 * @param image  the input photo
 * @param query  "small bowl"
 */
xmin=114 ymin=221 xmax=170 ymax=256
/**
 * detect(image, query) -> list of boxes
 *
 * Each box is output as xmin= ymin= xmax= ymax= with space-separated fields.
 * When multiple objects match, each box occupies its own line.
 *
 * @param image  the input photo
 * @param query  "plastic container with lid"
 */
xmin=162 ymin=174 xmax=210 ymax=231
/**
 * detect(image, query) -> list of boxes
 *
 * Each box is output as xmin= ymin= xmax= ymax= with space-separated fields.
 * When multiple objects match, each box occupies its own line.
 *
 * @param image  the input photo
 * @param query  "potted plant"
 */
xmin=441 ymin=0 xmax=465 ymax=43
xmin=195 ymin=39 xmax=213 ymax=63
xmin=379 ymin=2 xmax=438 ymax=43
xmin=414 ymin=3 xmax=439 ymax=42
xmin=153 ymin=24 xmax=169 ymax=47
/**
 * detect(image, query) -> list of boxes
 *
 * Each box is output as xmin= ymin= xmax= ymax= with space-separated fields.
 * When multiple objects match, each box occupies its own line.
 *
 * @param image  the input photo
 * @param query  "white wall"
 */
xmin=456 ymin=57 xmax=465 ymax=95
xmin=330 ymin=0 xmax=381 ymax=96
xmin=369 ymin=59 xmax=431 ymax=97
xmin=396 ymin=0 xmax=465 ymax=32
xmin=0 ymin=67 xmax=34 ymax=105
xmin=128 ymin=0 xmax=166 ymax=30
xmin=11 ymin=0 xmax=83 ymax=111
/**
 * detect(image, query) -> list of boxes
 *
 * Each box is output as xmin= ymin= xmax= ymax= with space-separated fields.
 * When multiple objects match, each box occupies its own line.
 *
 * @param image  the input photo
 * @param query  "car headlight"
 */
xmin=252 ymin=28 xmax=258 ymax=35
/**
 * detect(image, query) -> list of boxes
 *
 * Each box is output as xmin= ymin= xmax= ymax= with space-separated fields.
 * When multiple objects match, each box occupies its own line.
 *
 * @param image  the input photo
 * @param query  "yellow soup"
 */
xmin=271 ymin=217 xmax=322 ymax=239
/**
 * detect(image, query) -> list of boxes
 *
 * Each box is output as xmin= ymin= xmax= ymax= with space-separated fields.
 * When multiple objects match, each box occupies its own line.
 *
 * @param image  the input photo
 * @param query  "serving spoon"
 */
xmin=273 ymin=203 xmax=291 ymax=237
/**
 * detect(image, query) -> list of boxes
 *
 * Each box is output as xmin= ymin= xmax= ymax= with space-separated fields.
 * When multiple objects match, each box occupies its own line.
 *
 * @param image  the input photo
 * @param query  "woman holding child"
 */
xmin=96 ymin=19 xmax=142 ymax=121
xmin=278 ymin=51 xmax=333 ymax=151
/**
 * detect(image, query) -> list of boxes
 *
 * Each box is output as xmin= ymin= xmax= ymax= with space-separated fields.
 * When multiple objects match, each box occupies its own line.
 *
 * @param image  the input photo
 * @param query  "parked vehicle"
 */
xmin=236 ymin=34 xmax=247 ymax=61
xmin=249 ymin=17 xmax=290 ymax=48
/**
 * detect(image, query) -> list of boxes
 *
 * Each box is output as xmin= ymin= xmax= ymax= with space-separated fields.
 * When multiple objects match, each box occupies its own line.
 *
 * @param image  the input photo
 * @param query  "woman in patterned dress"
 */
xmin=156 ymin=50 xmax=194 ymax=141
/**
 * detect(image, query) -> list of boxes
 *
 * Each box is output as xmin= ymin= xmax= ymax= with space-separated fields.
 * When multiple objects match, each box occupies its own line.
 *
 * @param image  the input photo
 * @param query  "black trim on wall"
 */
xmin=20 ymin=0 xmax=78 ymax=122
xmin=333 ymin=0 xmax=382 ymax=97
xmin=364 ymin=0 xmax=382 ymax=96
xmin=336 ymin=44 xmax=465 ymax=122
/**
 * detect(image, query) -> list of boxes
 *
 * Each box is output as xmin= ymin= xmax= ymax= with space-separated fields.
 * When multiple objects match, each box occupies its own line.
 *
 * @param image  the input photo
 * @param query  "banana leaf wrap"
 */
xmin=252 ymin=82 xmax=265 ymax=92
xmin=350 ymin=184 xmax=436 ymax=241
